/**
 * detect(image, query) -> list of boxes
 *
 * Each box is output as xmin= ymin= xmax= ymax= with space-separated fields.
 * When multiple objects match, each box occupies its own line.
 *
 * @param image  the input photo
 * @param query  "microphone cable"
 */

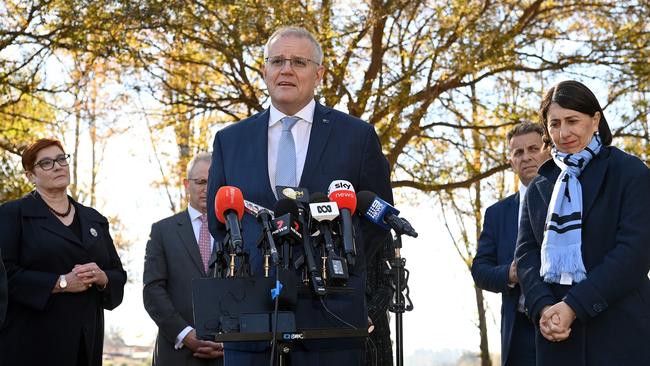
xmin=269 ymin=267 xmax=280 ymax=366
xmin=318 ymin=296 xmax=356 ymax=329
xmin=366 ymin=335 xmax=378 ymax=366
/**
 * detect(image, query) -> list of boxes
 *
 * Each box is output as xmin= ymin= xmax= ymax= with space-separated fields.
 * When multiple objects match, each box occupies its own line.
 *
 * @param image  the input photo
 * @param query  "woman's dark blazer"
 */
xmin=0 ymin=192 xmax=127 ymax=366
xmin=515 ymin=146 xmax=650 ymax=366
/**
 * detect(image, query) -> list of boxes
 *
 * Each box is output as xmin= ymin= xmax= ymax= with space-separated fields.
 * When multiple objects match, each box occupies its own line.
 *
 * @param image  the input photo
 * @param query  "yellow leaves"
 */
xmin=2 ymin=0 xmax=649 ymax=202
xmin=0 ymin=94 xmax=54 ymax=142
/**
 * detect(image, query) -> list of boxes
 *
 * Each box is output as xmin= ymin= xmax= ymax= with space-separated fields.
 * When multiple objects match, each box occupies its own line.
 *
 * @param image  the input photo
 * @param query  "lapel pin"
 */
xmin=90 ymin=228 xmax=98 ymax=237
xmin=322 ymin=119 xmax=329 ymax=124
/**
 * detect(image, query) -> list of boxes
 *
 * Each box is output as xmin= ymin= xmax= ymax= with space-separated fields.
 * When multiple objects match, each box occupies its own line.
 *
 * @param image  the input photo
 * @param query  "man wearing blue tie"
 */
xmin=472 ymin=122 xmax=549 ymax=366
xmin=207 ymin=26 xmax=393 ymax=365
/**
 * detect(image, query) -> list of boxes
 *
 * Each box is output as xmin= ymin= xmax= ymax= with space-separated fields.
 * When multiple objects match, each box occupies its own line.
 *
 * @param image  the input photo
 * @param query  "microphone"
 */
xmin=276 ymin=186 xmax=310 ymax=204
xmin=259 ymin=210 xmax=280 ymax=266
xmin=272 ymin=199 xmax=303 ymax=268
xmin=215 ymin=186 xmax=245 ymax=249
xmin=328 ymin=180 xmax=357 ymax=266
xmin=272 ymin=199 xmax=302 ymax=241
xmin=309 ymin=192 xmax=338 ymax=235
xmin=244 ymin=199 xmax=274 ymax=218
xmin=309 ymin=192 xmax=349 ymax=282
xmin=357 ymin=191 xmax=418 ymax=238
xmin=242 ymin=200 xmax=279 ymax=266
xmin=274 ymin=198 xmax=326 ymax=296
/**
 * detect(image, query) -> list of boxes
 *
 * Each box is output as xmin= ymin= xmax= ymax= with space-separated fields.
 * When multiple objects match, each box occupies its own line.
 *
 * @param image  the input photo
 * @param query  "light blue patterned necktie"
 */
xmin=275 ymin=116 xmax=299 ymax=191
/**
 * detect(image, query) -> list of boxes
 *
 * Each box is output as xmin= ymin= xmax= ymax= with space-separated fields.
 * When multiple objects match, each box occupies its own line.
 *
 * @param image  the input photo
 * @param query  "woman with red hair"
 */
xmin=0 ymin=138 xmax=127 ymax=366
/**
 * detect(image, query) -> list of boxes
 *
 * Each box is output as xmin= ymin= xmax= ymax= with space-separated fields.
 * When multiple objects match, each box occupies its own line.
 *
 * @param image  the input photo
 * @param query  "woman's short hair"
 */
xmin=21 ymin=138 xmax=65 ymax=171
xmin=538 ymin=80 xmax=612 ymax=147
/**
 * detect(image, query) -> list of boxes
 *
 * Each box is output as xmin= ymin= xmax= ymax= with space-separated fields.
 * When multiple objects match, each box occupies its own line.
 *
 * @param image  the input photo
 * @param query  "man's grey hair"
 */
xmin=507 ymin=121 xmax=544 ymax=143
xmin=264 ymin=26 xmax=323 ymax=65
xmin=186 ymin=151 xmax=212 ymax=178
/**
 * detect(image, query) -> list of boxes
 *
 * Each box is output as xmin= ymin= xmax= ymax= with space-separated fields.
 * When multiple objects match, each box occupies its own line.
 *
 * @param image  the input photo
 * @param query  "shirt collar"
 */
xmin=268 ymin=99 xmax=316 ymax=127
xmin=518 ymin=181 xmax=528 ymax=203
xmin=187 ymin=204 xmax=205 ymax=221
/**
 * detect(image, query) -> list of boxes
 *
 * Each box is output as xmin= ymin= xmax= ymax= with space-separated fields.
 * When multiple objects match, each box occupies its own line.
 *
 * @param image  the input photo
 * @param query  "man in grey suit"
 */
xmin=144 ymin=152 xmax=223 ymax=365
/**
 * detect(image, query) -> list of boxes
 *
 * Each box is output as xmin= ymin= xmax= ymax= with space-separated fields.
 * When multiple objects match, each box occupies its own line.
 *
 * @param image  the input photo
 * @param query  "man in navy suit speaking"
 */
xmin=207 ymin=26 xmax=393 ymax=365
xmin=472 ymin=122 xmax=549 ymax=366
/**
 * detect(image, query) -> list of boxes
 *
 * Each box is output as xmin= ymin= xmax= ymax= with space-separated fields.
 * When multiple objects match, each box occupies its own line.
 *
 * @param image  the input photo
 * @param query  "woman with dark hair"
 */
xmin=515 ymin=80 xmax=650 ymax=365
xmin=0 ymin=138 xmax=127 ymax=365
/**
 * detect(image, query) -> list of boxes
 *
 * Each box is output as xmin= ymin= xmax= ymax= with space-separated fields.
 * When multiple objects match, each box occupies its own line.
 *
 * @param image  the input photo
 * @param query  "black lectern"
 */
xmin=192 ymin=277 xmax=367 ymax=365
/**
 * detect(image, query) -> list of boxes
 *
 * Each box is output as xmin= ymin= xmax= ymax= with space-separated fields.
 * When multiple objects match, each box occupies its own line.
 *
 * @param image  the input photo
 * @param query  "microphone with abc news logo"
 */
xmin=272 ymin=197 xmax=327 ymax=295
xmin=309 ymin=192 xmax=349 ymax=283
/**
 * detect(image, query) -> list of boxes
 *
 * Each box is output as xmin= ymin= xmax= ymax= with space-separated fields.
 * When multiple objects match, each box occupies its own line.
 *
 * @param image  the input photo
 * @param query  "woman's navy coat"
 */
xmin=516 ymin=146 xmax=650 ymax=366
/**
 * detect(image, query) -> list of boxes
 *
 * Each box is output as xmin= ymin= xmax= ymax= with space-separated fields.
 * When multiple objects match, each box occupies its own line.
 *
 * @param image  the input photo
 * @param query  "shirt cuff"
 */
xmin=175 ymin=326 xmax=193 ymax=350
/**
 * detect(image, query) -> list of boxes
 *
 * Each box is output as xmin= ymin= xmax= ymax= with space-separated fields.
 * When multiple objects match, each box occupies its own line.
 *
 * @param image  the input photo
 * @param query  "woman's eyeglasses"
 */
xmin=33 ymin=154 xmax=70 ymax=171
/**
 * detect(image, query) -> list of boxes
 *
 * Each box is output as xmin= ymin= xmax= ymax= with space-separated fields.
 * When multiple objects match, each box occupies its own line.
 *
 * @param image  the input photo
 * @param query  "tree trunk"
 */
xmin=474 ymin=285 xmax=492 ymax=366
xmin=471 ymin=81 xmax=492 ymax=366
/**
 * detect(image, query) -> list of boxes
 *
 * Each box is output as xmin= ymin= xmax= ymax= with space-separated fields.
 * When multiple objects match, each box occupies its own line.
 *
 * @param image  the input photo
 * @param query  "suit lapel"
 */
xmin=580 ymin=148 xmax=609 ymax=218
xmin=535 ymin=170 xmax=558 ymax=209
xmin=299 ymin=103 xmax=333 ymax=188
xmin=508 ymin=191 xmax=519 ymax=226
xmin=23 ymin=192 xmax=84 ymax=247
xmin=76 ymin=202 xmax=104 ymax=249
xmin=176 ymin=211 xmax=206 ymax=276
xmin=506 ymin=192 xmax=519 ymax=256
xmin=252 ymin=110 xmax=278 ymax=205
xmin=531 ymin=165 xmax=559 ymax=242
xmin=40 ymin=217 xmax=83 ymax=247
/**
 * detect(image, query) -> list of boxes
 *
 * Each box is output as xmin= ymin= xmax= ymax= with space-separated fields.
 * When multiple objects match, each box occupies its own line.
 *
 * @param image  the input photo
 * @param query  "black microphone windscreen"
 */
xmin=356 ymin=191 xmax=376 ymax=214
xmin=274 ymin=198 xmax=300 ymax=218
xmin=309 ymin=192 xmax=329 ymax=203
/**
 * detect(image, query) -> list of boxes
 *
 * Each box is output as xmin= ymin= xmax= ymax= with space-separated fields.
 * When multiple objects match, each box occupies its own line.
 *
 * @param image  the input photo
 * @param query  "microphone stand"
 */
xmin=296 ymin=206 xmax=326 ymax=296
xmin=211 ymin=236 xmax=226 ymax=278
xmin=386 ymin=232 xmax=413 ymax=366
xmin=220 ymin=233 xmax=251 ymax=278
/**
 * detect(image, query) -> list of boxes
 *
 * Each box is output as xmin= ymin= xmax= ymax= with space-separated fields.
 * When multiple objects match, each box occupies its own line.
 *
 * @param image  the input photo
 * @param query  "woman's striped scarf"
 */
xmin=540 ymin=134 xmax=602 ymax=284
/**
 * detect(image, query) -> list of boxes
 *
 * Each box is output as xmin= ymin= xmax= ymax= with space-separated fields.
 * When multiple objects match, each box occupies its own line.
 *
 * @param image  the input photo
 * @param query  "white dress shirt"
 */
xmin=175 ymin=205 xmax=214 ymax=349
xmin=187 ymin=204 xmax=215 ymax=249
xmin=518 ymin=182 xmax=527 ymax=224
xmin=516 ymin=181 xmax=528 ymax=313
xmin=267 ymin=99 xmax=315 ymax=191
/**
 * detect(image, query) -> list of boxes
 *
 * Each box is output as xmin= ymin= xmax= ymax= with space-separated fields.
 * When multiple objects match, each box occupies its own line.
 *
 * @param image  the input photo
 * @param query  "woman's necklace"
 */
xmin=44 ymin=198 xmax=72 ymax=217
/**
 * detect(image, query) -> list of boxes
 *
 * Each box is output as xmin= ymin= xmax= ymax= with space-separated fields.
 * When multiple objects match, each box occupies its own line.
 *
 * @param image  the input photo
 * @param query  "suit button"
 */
xmin=592 ymin=303 xmax=606 ymax=313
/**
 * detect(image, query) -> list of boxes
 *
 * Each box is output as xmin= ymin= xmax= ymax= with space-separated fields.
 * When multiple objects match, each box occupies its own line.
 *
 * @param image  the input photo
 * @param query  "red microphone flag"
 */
xmin=215 ymin=186 xmax=244 ymax=223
